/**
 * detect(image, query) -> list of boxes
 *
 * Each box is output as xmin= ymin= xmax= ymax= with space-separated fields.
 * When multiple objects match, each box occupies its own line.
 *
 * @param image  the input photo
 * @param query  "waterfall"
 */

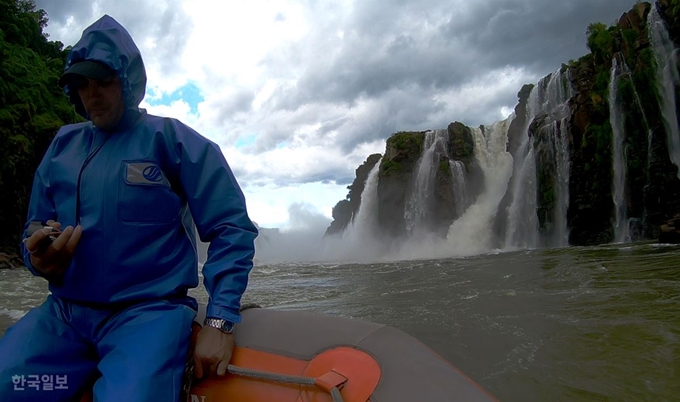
xmin=619 ymin=60 xmax=652 ymax=136
xmin=504 ymin=92 xmax=539 ymax=249
xmin=447 ymin=117 xmax=514 ymax=254
xmin=343 ymin=157 xmax=382 ymax=245
xmin=552 ymin=117 xmax=571 ymax=246
xmin=620 ymin=59 xmax=654 ymax=165
xmin=649 ymin=4 xmax=680 ymax=179
xmin=609 ymin=57 xmax=630 ymax=243
xmin=546 ymin=71 xmax=573 ymax=247
xmin=618 ymin=58 xmax=655 ymax=237
xmin=404 ymin=129 xmax=448 ymax=235
xmin=505 ymin=143 xmax=539 ymax=248
xmin=449 ymin=160 xmax=468 ymax=216
xmin=505 ymin=68 xmax=573 ymax=249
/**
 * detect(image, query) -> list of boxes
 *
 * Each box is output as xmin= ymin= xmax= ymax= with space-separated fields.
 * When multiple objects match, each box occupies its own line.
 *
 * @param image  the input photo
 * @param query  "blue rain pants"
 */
xmin=0 ymin=295 xmax=195 ymax=401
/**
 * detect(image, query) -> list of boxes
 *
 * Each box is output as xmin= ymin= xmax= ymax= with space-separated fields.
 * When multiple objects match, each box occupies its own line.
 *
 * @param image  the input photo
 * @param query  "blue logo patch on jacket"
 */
xmin=125 ymin=162 xmax=170 ymax=187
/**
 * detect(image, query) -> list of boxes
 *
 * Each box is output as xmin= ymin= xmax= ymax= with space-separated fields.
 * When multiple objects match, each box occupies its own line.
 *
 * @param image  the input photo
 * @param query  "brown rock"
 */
xmin=0 ymin=252 xmax=23 ymax=270
xmin=659 ymin=214 xmax=680 ymax=244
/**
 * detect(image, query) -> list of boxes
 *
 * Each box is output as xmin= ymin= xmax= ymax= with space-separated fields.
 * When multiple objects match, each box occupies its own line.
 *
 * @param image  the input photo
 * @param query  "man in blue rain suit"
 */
xmin=0 ymin=14 xmax=258 ymax=402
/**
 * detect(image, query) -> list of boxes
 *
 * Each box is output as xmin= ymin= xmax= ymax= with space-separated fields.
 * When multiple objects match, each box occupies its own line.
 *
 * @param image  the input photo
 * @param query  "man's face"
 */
xmin=75 ymin=75 xmax=125 ymax=130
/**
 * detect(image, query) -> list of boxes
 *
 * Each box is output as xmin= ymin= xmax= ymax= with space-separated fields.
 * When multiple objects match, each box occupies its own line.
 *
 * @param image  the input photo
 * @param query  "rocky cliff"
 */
xmin=566 ymin=0 xmax=680 ymax=244
xmin=327 ymin=1 xmax=680 ymax=247
xmin=325 ymin=154 xmax=382 ymax=236
xmin=377 ymin=124 xmax=482 ymax=240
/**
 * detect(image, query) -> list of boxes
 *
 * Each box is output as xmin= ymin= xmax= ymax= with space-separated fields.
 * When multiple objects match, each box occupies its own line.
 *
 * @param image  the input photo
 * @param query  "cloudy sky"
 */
xmin=35 ymin=0 xmax=637 ymax=231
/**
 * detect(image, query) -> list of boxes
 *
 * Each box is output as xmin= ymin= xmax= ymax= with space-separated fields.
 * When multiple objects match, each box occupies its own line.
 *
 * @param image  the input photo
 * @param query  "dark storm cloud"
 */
xmin=34 ymin=0 xmax=193 ymax=78
xmin=277 ymin=0 xmax=636 ymax=106
xmin=334 ymin=90 xmax=445 ymax=152
xmin=257 ymin=0 xmax=637 ymax=154
xmin=445 ymin=0 xmax=638 ymax=73
xmin=266 ymin=29 xmax=472 ymax=112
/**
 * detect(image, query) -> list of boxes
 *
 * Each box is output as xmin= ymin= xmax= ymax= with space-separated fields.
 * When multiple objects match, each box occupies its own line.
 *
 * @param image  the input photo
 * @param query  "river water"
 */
xmin=1 ymin=242 xmax=679 ymax=401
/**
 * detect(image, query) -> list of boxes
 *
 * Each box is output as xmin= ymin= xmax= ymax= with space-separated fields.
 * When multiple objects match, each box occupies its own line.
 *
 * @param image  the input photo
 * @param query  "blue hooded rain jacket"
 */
xmin=20 ymin=15 xmax=258 ymax=325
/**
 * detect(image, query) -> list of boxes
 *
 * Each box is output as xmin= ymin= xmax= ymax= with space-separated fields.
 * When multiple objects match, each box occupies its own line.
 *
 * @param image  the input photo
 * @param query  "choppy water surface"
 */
xmin=1 ymin=243 xmax=679 ymax=401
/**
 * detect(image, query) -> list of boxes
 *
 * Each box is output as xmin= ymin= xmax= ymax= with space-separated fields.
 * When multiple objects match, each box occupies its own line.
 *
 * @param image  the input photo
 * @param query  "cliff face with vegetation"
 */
xmin=378 ymin=123 xmax=481 ymax=239
xmin=326 ymin=123 xmax=480 ymax=239
xmin=328 ymin=0 xmax=680 ymax=246
xmin=564 ymin=0 xmax=680 ymax=244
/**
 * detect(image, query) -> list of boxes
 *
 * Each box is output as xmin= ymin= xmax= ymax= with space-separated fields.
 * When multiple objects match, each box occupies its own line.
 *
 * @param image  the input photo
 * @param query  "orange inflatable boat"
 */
xmin=81 ymin=305 xmax=497 ymax=401
xmin=186 ymin=305 xmax=497 ymax=402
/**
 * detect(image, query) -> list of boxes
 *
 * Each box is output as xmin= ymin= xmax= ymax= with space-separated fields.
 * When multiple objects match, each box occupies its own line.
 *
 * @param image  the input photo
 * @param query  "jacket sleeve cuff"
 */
xmin=21 ymin=243 xmax=42 ymax=277
xmin=205 ymin=303 xmax=242 ymax=324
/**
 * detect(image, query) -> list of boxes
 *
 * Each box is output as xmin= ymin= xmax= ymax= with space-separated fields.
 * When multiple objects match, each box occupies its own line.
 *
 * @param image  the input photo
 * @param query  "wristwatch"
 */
xmin=203 ymin=318 xmax=235 ymax=334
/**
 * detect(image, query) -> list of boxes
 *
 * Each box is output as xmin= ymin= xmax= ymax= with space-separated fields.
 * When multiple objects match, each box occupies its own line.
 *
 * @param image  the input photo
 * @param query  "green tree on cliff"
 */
xmin=0 ymin=0 xmax=81 ymax=253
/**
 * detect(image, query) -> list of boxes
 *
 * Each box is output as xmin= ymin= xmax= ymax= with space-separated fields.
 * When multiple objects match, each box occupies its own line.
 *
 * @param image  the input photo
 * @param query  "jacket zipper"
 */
xmin=75 ymin=129 xmax=110 ymax=225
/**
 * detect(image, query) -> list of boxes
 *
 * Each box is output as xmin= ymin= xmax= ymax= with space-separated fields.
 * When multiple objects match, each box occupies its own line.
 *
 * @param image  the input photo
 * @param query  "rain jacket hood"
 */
xmin=64 ymin=15 xmax=146 ymax=118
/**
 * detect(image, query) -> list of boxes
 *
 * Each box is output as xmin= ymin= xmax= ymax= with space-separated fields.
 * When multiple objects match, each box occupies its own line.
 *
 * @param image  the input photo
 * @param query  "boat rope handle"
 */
xmin=227 ymin=364 xmax=345 ymax=402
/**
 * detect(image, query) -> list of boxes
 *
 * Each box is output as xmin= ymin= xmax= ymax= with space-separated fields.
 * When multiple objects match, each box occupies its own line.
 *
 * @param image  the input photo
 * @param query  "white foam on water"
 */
xmin=0 ymin=308 xmax=27 ymax=320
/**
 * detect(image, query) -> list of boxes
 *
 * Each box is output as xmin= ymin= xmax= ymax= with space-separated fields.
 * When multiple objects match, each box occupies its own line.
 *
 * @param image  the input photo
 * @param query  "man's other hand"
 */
xmin=24 ymin=220 xmax=82 ymax=283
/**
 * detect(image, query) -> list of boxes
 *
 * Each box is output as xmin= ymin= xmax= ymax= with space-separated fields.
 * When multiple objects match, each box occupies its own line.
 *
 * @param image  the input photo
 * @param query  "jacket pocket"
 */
xmin=118 ymin=161 xmax=181 ymax=223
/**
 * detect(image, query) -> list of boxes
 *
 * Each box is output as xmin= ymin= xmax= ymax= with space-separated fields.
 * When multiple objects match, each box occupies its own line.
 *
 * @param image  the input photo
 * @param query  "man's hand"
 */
xmin=193 ymin=326 xmax=235 ymax=379
xmin=24 ymin=220 xmax=82 ymax=283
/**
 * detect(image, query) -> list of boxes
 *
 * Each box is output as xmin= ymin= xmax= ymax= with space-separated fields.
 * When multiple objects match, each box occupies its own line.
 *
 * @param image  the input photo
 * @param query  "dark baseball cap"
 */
xmin=58 ymin=60 xmax=116 ymax=88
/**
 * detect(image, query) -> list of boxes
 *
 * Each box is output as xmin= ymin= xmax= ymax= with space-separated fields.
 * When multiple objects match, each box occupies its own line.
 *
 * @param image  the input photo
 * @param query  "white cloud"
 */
xmin=142 ymin=100 xmax=197 ymax=127
xmin=244 ymin=182 xmax=348 ymax=229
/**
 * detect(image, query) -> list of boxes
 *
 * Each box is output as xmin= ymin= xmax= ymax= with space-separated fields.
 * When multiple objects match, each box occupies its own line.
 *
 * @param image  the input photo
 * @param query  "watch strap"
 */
xmin=203 ymin=318 xmax=234 ymax=334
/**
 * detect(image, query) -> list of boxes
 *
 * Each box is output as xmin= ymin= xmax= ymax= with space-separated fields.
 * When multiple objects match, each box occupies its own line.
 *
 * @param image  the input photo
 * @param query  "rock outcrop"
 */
xmin=0 ymin=251 xmax=23 ymax=270
xmin=325 ymin=154 xmax=382 ymax=236
xmin=377 ymin=124 xmax=481 ymax=240
xmin=376 ymin=131 xmax=425 ymax=239
xmin=659 ymin=214 xmax=680 ymax=243
xmin=328 ymin=123 xmax=481 ymax=241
